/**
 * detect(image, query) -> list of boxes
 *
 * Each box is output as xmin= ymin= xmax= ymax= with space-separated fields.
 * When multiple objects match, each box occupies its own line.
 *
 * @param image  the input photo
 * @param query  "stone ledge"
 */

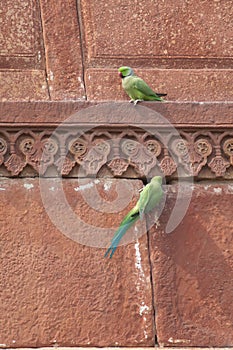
xmin=0 ymin=101 xmax=233 ymax=179
xmin=0 ymin=101 xmax=232 ymax=125
xmin=1 ymin=348 xmax=232 ymax=350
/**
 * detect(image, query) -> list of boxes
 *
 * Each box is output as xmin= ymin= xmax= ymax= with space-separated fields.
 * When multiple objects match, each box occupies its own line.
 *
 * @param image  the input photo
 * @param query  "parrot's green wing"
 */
xmin=138 ymin=178 xmax=164 ymax=218
xmin=138 ymin=183 xmax=152 ymax=219
xmin=133 ymin=77 xmax=159 ymax=97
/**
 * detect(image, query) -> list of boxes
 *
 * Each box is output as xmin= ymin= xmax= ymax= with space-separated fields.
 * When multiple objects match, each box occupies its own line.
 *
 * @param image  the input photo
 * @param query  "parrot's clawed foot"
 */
xmin=129 ymin=99 xmax=143 ymax=105
xmin=133 ymin=99 xmax=143 ymax=106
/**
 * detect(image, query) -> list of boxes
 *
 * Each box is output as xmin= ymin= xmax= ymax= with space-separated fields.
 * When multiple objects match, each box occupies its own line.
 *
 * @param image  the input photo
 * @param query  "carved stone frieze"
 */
xmin=1 ymin=126 xmax=233 ymax=179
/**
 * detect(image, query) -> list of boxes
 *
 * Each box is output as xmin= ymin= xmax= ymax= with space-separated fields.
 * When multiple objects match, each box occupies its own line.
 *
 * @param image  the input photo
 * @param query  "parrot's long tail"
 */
xmin=104 ymin=212 xmax=139 ymax=258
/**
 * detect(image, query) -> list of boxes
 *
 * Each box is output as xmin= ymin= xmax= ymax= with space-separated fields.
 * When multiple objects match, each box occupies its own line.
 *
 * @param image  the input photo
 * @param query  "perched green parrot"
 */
xmin=105 ymin=176 xmax=164 ymax=258
xmin=118 ymin=66 xmax=167 ymax=105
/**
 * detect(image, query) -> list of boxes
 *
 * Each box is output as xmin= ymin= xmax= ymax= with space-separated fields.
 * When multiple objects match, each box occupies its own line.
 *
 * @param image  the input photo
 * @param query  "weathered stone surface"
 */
xmin=40 ymin=0 xmax=85 ymax=100
xmin=0 ymin=178 xmax=153 ymax=347
xmin=150 ymin=184 xmax=233 ymax=347
xmin=85 ymin=68 xmax=233 ymax=102
xmin=80 ymin=0 xmax=232 ymax=68
xmin=1 ymin=1 xmax=232 ymax=102
xmin=0 ymin=0 xmax=85 ymax=101
xmin=0 ymin=101 xmax=232 ymax=125
xmin=0 ymin=71 xmax=49 ymax=101
xmin=2 ymin=348 xmax=231 ymax=350
xmin=0 ymin=0 xmax=44 ymax=70
xmin=81 ymin=0 xmax=232 ymax=102
xmin=0 ymin=0 xmax=47 ymax=101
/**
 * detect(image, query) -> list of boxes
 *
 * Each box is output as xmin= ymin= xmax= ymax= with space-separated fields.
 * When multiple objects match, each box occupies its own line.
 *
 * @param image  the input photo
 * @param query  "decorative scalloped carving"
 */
xmin=0 ymin=128 xmax=233 ymax=178
xmin=121 ymin=139 xmax=158 ymax=176
xmin=55 ymin=156 xmax=75 ymax=176
xmin=108 ymin=158 xmax=129 ymax=176
xmin=209 ymin=156 xmax=230 ymax=177
xmin=5 ymin=154 xmax=26 ymax=175
xmin=223 ymin=138 xmax=233 ymax=165
xmin=79 ymin=140 xmax=111 ymax=175
xmin=0 ymin=137 xmax=7 ymax=165
xmin=160 ymin=156 xmax=177 ymax=176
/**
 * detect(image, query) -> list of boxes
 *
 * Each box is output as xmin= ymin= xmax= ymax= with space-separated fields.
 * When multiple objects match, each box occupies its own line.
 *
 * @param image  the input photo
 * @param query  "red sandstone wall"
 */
xmin=0 ymin=0 xmax=232 ymax=101
xmin=1 ymin=176 xmax=233 ymax=346
xmin=0 ymin=1 xmax=233 ymax=348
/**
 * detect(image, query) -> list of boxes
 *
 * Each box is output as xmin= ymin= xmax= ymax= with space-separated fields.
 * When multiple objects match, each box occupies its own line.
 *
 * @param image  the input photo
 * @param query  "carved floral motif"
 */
xmin=0 ymin=137 xmax=7 ymax=165
xmin=223 ymin=138 xmax=233 ymax=165
xmin=209 ymin=156 xmax=230 ymax=177
xmin=160 ymin=156 xmax=177 ymax=176
xmin=0 ymin=128 xmax=233 ymax=178
xmin=108 ymin=158 xmax=129 ymax=176
xmin=79 ymin=140 xmax=111 ymax=175
xmin=5 ymin=154 xmax=26 ymax=176
xmin=121 ymin=139 xmax=158 ymax=176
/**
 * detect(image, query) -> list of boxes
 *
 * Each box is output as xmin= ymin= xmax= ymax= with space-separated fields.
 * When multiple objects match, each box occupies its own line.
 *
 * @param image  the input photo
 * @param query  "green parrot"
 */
xmin=105 ymin=176 xmax=164 ymax=258
xmin=118 ymin=66 xmax=167 ymax=105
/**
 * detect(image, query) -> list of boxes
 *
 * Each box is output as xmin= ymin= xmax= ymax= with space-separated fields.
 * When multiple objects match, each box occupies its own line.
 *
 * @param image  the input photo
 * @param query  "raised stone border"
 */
xmin=0 ymin=101 xmax=233 ymax=179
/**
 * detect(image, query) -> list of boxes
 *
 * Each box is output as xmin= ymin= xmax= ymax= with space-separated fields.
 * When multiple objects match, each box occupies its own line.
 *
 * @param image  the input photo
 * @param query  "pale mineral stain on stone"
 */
xmin=144 ymin=330 xmax=149 ymax=339
xmin=134 ymin=240 xmax=150 ymax=341
xmin=135 ymin=240 xmax=144 ymax=276
xmin=23 ymin=183 xmax=34 ymax=190
xmin=213 ymin=187 xmax=222 ymax=195
xmin=0 ymin=188 xmax=6 ymax=191
xmin=103 ymin=181 xmax=112 ymax=191
xmin=168 ymin=337 xmax=191 ymax=344
xmin=74 ymin=179 xmax=100 ymax=191
xmin=139 ymin=303 xmax=150 ymax=316
xmin=48 ymin=70 xmax=54 ymax=81
xmin=78 ymin=76 xmax=85 ymax=90
xmin=37 ymin=50 xmax=42 ymax=62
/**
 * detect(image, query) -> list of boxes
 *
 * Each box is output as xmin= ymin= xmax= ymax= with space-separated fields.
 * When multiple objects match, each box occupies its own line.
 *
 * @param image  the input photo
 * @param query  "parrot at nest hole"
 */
xmin=105 ymin=176 xmax=164 ymax=258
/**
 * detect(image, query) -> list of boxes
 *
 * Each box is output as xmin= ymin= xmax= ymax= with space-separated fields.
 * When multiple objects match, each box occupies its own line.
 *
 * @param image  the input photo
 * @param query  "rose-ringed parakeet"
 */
xmin=105 ymin=176 xmax=164 ymax=258
xmin=118 ymin=66 xmax=167 ymax=105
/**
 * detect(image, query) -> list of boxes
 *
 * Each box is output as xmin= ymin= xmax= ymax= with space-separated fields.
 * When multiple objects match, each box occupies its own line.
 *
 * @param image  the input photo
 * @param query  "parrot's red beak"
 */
xmin=118 ymin=72 xmax=123 ymax=78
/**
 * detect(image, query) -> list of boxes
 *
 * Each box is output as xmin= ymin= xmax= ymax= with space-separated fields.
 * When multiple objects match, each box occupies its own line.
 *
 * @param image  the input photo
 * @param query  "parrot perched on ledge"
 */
xmin=118 ymin=66 xmax=167 ymax=105
xmin=105 ymin=176 xmax=164 ymax=258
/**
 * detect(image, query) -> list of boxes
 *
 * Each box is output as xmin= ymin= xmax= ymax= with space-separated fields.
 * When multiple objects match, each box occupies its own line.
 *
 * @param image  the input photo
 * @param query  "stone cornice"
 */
xmin=0 ymin=101 xmax=233 ymax=124
xmin=0 ymin=102 xmax=232 ymax=179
